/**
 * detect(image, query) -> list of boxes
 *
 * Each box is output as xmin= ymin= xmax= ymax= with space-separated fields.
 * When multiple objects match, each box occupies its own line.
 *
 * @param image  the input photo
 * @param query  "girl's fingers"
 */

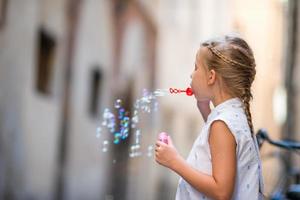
xmin=156 ymin=140 xmax=166 ymax=147
xmin=167 ymin=136 xmax=173 ymax=146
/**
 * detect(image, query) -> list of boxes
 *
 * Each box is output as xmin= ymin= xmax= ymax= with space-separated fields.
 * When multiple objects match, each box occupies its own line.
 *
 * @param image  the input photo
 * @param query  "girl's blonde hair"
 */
xmin=201 ymin=35 xmax=256 ymax=135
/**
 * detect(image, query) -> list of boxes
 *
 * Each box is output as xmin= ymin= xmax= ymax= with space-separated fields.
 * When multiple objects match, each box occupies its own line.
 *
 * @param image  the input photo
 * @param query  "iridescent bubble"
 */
xmin=118 ymin=108 xmax=125 ymax=120
xmin=147 ymin=145 xmax=154 ymax=157
xmin=131 ymin=114 xmax=139 ymax=129
xmin=101 ymin=110 xmax=115 ymax=132
xmin=141 ymin=96 xmax=150 ymax=103
xmin=120 ymin=127 xmax=129 ymax=140
xmin=143 ymin=88 xmax=149 ymax=97
xmin=134 ymin=100 xmax=140 ymax=109
xmin=135 ymin=129 xmax=141 ymax=144
xmin=153 ymin=101 xmax=159 ymax=112
xmin=146 ymin=106 xmax=151 ymax=113
xmin=113 ymin=133 xmax=121 ymax=144
xmin=103 ymin=108 xmax=110 ymax=119
xmin=129 ymin=144 xmax=142 ymax=158
xmin=102 ymin=109 xmax=116 ymax=131
xmin=96 ymin=127 xmax=102 ymax=138
xmin=114 ymin=99 xmax=122 ymax=109
xmin=119 ymin=115 xmax=130 ymax=140
xmin=97 ymin=88 xmax=166 ymax=158
xmin=102 ymin=140 xmax=109 ymax=152
xmin=153 ymin=89 xmax=168 ymax=97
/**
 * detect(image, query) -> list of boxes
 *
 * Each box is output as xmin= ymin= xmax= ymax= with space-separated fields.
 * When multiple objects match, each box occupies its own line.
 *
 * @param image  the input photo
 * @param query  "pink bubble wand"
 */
xmin=158 ymin=132 xmax=169 ymax=144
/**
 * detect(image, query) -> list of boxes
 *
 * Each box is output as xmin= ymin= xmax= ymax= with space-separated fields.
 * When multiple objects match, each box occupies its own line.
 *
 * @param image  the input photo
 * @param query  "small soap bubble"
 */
xmin=121 ymin=128 xmax=129 ymax=140
xmin=113 ymin=133 xmax=121 ymax=144
xmin=96 ymin=127 xmax=102 ymax=138
xmin=102 ymin=140 xmax=109 ymax=152
xmin=135 ymin=129 xmax=141 ymax=144
xmin=131 ymin=115 xmax=139 ymax=127
xmin=129 ymin=144 xmax=142 ymax=158
xmin=103 ymin=109 xmax=110 ymax=119
xmin=147 ymin=145 xmax=154 ymax=157
xmin=114 ymin=99 xmax=122 ymax=109
xmin=141 ymin=96 xmax=150 ymax=103
xmin=153 ymin=101 xmax=159 ymax=112
xmin=142 ymin=88 xmax=149 ymax=97
xmin=134 ymin=100 xmax=140 ymax=109
xmin=153 ymin=89 xmax=168 ymax=97
xmin=118 ymin=108 xmax=125 ymax=119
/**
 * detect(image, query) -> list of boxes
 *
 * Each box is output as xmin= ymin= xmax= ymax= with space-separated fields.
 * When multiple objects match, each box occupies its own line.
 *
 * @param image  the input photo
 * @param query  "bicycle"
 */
xmin=256 ymin=129 xmax=300 ymax=200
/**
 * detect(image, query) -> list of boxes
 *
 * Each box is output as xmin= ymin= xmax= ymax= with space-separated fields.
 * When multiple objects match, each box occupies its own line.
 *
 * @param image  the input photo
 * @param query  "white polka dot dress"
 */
xmin=175 ymin=98 xmax=264 ymax=200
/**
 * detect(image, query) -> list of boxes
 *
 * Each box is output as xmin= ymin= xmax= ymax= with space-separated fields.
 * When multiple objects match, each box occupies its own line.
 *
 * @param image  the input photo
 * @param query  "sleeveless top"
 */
xmin=175 ymin=98 xmax=264 ymax=200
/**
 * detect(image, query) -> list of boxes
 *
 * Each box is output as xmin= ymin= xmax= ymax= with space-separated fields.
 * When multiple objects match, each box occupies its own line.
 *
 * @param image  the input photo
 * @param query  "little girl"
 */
xmin=155 ymin=35 xmax=264 ymax=200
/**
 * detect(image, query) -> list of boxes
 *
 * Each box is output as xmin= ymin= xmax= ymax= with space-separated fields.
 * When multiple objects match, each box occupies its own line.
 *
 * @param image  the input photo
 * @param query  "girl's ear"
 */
xmin=207 ymin=69 xmax=216 ymax=85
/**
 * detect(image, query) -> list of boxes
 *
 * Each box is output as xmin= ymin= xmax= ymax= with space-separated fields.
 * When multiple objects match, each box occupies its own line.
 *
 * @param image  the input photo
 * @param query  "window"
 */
xmin=36 ymin=28 xmax=56 ymax=95
xmin=89 ymin=68 xmax=103 ymax=117
xmin=0 ymin=0 xmax=7 ymax=29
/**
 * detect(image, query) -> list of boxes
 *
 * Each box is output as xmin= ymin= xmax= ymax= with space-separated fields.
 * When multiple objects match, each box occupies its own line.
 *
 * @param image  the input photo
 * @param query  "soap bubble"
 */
xmin=135 ymin=129 xmax=141 ymax=144
xmin=102 ymin=140 xmax=109 ymax=152
xmin=129 ymin=144 xmax=142 ymax=158
xmin=97 ymin=88 xmax=166 ymax=157
xmin=134 ymin=99 xmax=140 ymax=109
xmin=118 ymin=108 xmax=125 ymax=120
xmin=113 ymin=133 xmax=121 ymax=144
xmin=147 ymin=145 xmax=154 ymax=157
xmin=114 ymin=99 xmax=122 ymax=109
xmin=131 ymin=115 xmax=139 ymax=129
xmin=96 ymin=127 xmax=102 ymax=138
xmin=153 ymin=89 xmax=168 ymax=97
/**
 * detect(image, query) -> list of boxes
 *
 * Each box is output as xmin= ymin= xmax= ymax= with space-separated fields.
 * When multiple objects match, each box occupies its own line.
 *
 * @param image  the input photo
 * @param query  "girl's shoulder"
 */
xmin=206 ymin=104 xmax=251 ymax=142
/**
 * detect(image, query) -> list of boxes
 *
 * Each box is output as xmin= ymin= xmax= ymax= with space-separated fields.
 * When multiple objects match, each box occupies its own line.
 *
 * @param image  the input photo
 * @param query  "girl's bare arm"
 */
xmin=168 ymin=121 xmax=236 ymax=200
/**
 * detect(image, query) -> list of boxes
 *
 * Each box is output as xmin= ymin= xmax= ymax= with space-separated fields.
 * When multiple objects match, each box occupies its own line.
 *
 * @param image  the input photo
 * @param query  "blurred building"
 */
xmin=0 ymin=0 xmax=157 ymax=199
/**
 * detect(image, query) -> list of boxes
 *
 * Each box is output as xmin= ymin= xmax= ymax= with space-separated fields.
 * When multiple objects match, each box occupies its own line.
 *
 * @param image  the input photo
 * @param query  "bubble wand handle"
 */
xmin=169 ymin=87 xmax=193 ymax=96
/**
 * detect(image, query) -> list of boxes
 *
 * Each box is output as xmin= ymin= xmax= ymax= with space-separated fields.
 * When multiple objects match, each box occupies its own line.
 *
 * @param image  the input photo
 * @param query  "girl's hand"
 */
xmin=155 ymin=136 xmax=182 ymax=170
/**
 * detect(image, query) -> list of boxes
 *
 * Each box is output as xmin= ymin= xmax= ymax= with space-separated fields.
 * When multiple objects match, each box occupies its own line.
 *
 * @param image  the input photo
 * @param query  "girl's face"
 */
xmin=190 ymin=48 xmax=213 ymax=101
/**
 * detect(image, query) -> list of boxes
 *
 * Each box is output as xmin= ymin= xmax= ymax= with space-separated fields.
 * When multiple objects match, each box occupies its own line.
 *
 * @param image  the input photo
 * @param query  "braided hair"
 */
xmin=201 ymin=35 xmax=256 ymax=135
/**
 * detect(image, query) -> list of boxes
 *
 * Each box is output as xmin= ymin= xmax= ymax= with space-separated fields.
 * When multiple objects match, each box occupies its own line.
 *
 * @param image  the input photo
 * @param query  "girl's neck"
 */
xmin=211 ymin=93 xmax=235 ymax=107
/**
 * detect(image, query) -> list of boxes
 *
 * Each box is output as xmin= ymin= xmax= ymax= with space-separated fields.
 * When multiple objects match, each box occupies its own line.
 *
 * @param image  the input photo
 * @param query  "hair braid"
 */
xmin=207 ymin=46 xmax=255 ymax=68
xmin=241 ymin=88 xmax=254 ymax=135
